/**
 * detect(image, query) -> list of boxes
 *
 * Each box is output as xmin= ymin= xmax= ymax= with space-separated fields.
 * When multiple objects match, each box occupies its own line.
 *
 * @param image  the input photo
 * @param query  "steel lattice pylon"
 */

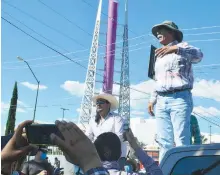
xmin=79 ymin=0 xmax=103 ymax=127
xmin=118 ymin=0 xmax=130 ymax=123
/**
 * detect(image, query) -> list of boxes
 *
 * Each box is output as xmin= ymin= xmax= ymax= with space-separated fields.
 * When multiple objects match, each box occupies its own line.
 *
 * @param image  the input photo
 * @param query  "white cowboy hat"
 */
xmin=93 ymin=93 xmax=119 ymax=112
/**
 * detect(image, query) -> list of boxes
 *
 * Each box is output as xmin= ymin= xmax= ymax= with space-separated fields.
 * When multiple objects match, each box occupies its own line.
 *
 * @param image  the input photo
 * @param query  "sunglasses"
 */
xmin=96 ymin=100 xmax=108 ymax=105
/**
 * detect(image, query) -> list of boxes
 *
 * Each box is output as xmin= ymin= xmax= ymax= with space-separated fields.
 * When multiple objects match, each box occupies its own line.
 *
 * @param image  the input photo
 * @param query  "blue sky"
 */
xmin=1 ymin=0 xmax=220 ymax=137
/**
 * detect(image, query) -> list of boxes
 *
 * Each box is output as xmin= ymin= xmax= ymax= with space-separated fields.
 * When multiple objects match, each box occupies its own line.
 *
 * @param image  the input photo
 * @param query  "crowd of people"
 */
xmin=1 ymin=119 xmax=163 ymax=175
xmin=1 ymin=20 xmax=203 ymax=175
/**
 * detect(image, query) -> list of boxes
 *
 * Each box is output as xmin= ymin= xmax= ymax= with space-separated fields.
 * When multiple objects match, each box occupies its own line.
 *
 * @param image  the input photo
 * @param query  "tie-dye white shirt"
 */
xmin=150 ymin=40 xmax=203 ymax=104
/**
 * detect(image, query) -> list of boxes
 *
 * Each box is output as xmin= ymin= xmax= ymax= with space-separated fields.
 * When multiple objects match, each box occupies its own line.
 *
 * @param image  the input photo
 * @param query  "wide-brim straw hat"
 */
xmin=93 ymin=93 xmax=119 ymax=112
xmin=152 ymin=20 xmax=183 ymax=42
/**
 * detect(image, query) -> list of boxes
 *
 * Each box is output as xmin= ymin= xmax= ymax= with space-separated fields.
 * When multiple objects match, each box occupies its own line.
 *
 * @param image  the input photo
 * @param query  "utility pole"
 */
xmin=17 ymin=56 xmax=40 ymax=122
xmin=209 ymin=125 xmax=212 ymax=144
xmin=61 ymin=108 xmax=69 ymax=119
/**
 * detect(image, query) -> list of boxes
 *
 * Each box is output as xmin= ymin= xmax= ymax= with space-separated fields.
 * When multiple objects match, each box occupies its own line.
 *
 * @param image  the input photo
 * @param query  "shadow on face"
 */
xmin=96 ymin=99 xmax=111 ymax=114
xmin=156 ymin=27 xmax=175 ymax=45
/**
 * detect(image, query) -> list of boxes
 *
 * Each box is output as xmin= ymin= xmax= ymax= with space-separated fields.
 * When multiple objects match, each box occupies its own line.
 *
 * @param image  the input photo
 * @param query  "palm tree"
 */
xmin=201 ymin=135 xmax=208 ymax=144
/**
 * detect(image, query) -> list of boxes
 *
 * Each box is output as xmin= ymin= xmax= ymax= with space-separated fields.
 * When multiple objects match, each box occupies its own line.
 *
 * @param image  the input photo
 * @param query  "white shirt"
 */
xmin=86 ymin=112 xmax=128 ymax=157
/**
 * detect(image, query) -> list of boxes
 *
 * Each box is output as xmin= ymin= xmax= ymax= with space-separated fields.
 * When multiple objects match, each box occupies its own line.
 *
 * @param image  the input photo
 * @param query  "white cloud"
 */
xmin=201 ymin=132 xmax=220 ymax=143
xmin=1 ymin=102 xmax=10 ymax=111
xmin=17 ymin=100 xmax=27 ymax=107
xmin=61 ymin=81 xmax=85 ymax=97
xmin=128 ymin=79 xmax=220 ymax=111
xmin=112 ymin=84 xmax=120 ymax=95
xmin=130 ymin=80 xmax=154 ymax=110
xmin=21 ymin=82 xmax=48 ymax=90
xmin=32 ymin=120 xmax=54 ymax=124
xmin=16 ymin=108 xmax=26 ymax=113
xmin=131 ymin=110 xmax=145 ymax=116
xmin=130 ymin=118 xmax=158 ymax=145
xmin=192 ymin=79 xmax=220 ymax=101
xmin=1 ymin=101 xmax=27 ymax=113
xmin=1 ymin=125 xmax=6 ymax=135
xmin=76 ymin=108 xmax=81 ymax=113
xmin=193 ymin=106 xmax=220 ymax=117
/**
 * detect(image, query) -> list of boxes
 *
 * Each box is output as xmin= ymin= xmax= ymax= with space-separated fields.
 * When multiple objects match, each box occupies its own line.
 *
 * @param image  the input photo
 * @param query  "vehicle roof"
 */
xmin=160 ymin=143 xmax=220 ymax=167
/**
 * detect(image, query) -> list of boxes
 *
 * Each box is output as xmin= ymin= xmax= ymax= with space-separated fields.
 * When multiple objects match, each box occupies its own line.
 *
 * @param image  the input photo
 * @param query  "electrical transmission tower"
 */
xmin=118 ymin=0 xmax=130 ymax=124
xmin=79 ymin=0 xmax=103 ymax=127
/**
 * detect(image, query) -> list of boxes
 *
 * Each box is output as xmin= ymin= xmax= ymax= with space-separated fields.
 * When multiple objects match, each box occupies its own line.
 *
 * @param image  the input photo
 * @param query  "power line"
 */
xmin=129 ymin=87 xmax=150 ymax=95
xmin=185 ymin=31 xmax=220 ymax=36
xmin=2 ymin=0 xmax=85 ymax=48
xmin=2 ymin=16 xmax=88 ymax=70
xmin=1 ymin=16 xmax=219 ymax=98
xmin=2 ymin=10 xmax=70 ymax=53
xmin=2 ymin=32 xmax=151 ymax=64
xmin=3 ymin=32 xmax=220 ymax=65
xmin=195 ymin=106 xmax=220 ymax=121
xmin=131 ymin=97 xmax=149 ymax=100
xmin=182 ymin=25 xmax=220 ymax=31
xmin=188 ymin=38 xmax=220 ymax=43
xmin=2 ymin=48 xmax=90 ymax=64
xmin=38 ymin=0 xmax=92 ymax=37
xmin=193 ymin=112 xmax=220 ymax=128
xmin=2 ymin=103 xmax=79 ymax=109
xmin=2 ymin=16 xmax=151 ymax=96
xmin=3 ymin=59 xmax=88 ymax=70
xmin=3 ymin=2 xmax=220 ymax=101
xmin=194 ymin=112 xmax=220 ymax=127
xmin=3 ymin=44 xmax=151 ymax=70
xmin=3 ymin=26 xmax=220 ymax=67
xmin=194 ymin=63 xmax=220 ymax=68
xmin=3 ymin=53 xmax=220 ymax=71
xmin=80 ymin=0 xmax=138 ymax=36
xmin=81 ymin=0 xmax=115 ymax=21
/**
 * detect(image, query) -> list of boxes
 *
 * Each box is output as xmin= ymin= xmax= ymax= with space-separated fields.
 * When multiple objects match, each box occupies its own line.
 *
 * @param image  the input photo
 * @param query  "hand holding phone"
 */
xmin=25 ymin=124 xmax=64 ymax=145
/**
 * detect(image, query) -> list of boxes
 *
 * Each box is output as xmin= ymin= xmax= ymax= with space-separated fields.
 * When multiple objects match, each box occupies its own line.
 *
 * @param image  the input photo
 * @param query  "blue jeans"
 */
xmin=155 ymin=90 xmax=193 ymax=162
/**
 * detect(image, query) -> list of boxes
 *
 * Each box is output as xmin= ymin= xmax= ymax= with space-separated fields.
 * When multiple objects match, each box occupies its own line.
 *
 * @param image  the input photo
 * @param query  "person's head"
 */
xmin=152 ymin=21 xmax=183 ymax=45
xmin=96 ymin=98 xmax=111 ymax=115
xmin=94 ymin=132 xmax=121 ymax=161
xmin=93 ymin=93 xmax=119 ymax=123
xmin=55 ymin=157 xmax=58 ymax=160
xmin=125 ymin=159 xmax=137 ymax=172
xmin=35 ymin=147 xmax=48 ymax=161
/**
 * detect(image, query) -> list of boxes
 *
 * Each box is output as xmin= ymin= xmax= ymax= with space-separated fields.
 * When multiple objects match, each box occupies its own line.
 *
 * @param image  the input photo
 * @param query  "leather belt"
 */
xmin=157 ymin=88 xmax=191 ymax=96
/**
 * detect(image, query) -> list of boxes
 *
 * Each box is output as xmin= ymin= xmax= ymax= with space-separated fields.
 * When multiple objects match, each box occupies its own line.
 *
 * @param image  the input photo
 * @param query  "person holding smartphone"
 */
xmin=86 ymin=93 xmax=128 ymax=157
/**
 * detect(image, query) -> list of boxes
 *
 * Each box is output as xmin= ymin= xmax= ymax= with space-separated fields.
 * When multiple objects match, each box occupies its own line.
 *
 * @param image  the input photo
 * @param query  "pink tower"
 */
xmin=103 ymin=0 xmax=118 ymax=94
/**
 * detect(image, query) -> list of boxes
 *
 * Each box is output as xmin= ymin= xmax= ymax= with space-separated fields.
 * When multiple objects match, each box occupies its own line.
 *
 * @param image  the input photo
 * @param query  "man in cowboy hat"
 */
xmin=86 ymin=93 xmax=127 ymax=157
xmin=148 ymin=21 xmax=203 ymax=161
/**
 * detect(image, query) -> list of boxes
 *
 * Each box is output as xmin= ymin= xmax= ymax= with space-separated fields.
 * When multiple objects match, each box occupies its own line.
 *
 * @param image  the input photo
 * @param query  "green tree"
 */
xmin=5 ymin=82 xmax=18 ymax=135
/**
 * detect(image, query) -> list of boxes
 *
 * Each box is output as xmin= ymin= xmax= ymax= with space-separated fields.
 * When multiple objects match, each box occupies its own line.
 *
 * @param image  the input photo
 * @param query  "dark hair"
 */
xmin=95 ymin=113 xmax=101 ymax=124
xmin=126 ymin=159 xmax=137 ymax=172
xmin=94 ymin=132 xmax=121 ymax=161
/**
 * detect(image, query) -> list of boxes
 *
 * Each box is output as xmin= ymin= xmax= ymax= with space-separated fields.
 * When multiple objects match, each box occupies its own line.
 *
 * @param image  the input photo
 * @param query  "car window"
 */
xmin=171 ymin=155 xmax=220 ymax=175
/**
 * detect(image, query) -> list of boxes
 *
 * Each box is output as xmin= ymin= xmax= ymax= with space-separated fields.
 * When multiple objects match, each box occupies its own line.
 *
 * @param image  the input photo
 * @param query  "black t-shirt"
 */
xmin=21 ymin=160 xmax=53 ymax=175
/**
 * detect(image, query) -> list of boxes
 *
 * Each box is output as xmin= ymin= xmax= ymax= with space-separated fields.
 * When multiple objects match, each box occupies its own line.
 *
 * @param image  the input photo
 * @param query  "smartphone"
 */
xmin=25 ymin=124 xmax=65 ymax=145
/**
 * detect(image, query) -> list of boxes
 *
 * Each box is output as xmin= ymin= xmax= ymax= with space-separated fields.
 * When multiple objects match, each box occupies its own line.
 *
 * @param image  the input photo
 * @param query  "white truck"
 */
xmin=159 ymin=143 xmax=220 ymax=175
